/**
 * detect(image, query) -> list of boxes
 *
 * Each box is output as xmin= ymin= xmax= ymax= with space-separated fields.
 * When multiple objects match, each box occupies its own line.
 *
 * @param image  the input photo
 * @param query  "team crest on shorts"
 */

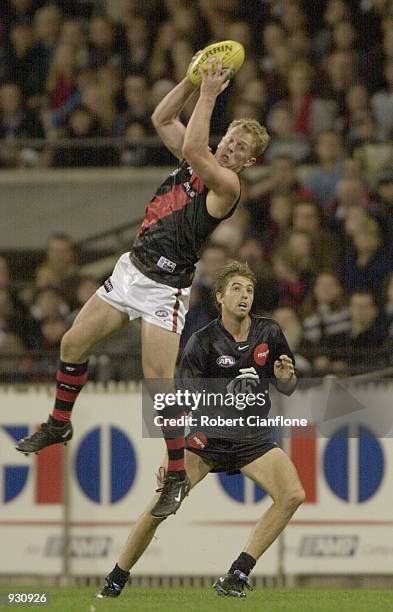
xmin=155 ymin=309 xmax=169 ymax=319
xmin=188 ymin=432 xmax=208 ymax=449
xmin=254 ymin=343 xmax=270 ymax=366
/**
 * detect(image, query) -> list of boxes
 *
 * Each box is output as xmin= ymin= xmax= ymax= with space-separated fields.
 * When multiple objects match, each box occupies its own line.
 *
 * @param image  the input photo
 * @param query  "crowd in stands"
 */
xmin=1 ymin=0 xmax=393 ymax=379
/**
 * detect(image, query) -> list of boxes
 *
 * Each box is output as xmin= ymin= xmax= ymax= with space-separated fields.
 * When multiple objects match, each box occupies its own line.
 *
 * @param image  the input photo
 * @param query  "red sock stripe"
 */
xmin=57 ymin=371 xmax=88 ymax=386
xmin=165 ymin=438 xmax=185 ymax=449
xmin=56 ymin=389 xmax=80 ymax=403
xmin=172 ymin=288 xmax=182 ymax=333
xmin=52 ymin=409 xmax=72 ymax=421
xmin=167 ymin=458 xmax=185 ymax=471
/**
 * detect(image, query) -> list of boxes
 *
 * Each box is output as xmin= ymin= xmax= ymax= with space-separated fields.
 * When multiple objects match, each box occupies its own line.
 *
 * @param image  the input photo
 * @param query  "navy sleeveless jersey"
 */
xmin=130 ymin=160 xmax=238 ymax=288
xmin=177 ymin=314 xmax=295 ymax=440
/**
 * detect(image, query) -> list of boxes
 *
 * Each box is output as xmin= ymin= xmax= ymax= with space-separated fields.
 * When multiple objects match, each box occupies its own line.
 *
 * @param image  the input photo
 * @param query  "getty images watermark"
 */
xmin=152 ymin=389 xmax=308 ymax=429
xmin=142 ymin=377 xmax=393 ymax=439
xmin=141 ymin=380 xmax=311 ymax=437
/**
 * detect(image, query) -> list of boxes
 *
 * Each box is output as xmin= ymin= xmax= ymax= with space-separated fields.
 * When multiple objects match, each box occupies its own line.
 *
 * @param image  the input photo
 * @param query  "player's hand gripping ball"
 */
xmin=187 ymin=40 xmax=245 ymax=87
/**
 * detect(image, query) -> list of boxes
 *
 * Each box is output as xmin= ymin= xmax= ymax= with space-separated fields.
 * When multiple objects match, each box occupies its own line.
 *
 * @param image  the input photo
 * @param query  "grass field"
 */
xmin=1 ymin=587 xmax=393 ymax=612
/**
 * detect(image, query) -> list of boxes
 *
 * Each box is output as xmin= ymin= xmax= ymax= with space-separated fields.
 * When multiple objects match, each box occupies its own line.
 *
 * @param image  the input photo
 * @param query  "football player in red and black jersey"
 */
xmin=16 ymin=58 xmax=270 ymax=519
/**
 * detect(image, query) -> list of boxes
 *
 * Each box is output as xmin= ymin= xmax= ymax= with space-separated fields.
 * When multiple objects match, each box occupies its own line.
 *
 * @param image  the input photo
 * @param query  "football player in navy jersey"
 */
xmin=16 ymin=55 xmax=270 ymax=519
xmin=97 ymin=261 xmax=305 ymax=599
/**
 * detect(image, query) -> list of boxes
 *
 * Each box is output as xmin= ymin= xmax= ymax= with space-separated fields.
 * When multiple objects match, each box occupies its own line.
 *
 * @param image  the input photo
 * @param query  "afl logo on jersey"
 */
xmin=217 ymin=355 xmax=236 ymax=368
xmin=254 ymin=343 xmax=270 ymax=366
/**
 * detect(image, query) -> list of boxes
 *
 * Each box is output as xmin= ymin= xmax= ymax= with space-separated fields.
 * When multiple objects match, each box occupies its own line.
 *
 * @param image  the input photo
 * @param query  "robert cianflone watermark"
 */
xmin=141 ymin=377 xmax=393 ymax=439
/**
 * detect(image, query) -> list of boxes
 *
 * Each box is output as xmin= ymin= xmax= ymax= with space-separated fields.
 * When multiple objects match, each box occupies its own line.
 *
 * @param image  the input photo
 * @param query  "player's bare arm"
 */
xmin=274 ymin=355 xmax=297 ymax=396
xmin=151 ymin=56 xmax=200 ymax=159
xmin=182 ymin=58 xmax=241 ymax=218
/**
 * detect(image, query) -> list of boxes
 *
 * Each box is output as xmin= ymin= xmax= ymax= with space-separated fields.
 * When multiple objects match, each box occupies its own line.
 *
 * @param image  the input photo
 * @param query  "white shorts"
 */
xmin=96 ymin=253 xmax=191 ymax=334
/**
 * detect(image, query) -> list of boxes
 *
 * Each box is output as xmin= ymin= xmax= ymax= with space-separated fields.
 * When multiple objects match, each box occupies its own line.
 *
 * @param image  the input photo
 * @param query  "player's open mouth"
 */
xmin=238 ymin=302 xmax=247 ymax=309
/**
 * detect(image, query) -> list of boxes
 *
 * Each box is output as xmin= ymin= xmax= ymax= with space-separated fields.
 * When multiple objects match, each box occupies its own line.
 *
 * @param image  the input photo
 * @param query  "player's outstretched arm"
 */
xmin=182 ymin=59 xmax=240 ymax=212
xmin=151 ymin=73 xmax=197 ymax=160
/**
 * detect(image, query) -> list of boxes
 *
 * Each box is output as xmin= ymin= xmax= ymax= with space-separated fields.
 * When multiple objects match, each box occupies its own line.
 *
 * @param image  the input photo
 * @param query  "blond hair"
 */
xmin=227 ymin=118 xmax=270 ymax=157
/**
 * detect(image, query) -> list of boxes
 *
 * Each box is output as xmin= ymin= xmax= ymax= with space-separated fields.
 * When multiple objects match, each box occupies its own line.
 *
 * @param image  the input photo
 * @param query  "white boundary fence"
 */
xmin=1 ymin=383 xmax=393 ymax=579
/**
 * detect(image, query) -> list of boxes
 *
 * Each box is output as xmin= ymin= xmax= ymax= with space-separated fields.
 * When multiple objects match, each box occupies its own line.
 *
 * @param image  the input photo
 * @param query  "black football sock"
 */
xmin=228 ymin=552 xmax=256 ymax=576
xmin=108 ymin=563 xmax=130 ymax=588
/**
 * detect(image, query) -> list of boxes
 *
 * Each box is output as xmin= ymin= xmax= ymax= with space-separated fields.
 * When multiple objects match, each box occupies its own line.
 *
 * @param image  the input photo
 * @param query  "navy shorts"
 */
xmin=185 ymin=432 xmax=277 ymax=475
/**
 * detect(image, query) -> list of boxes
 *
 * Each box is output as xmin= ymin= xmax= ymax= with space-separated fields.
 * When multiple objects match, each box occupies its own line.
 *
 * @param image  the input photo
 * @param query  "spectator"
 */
xmin=287 ymin=29 xmax=312 ymax=62
xmin=1 ymin=0 xmax=39 ymax=34
xmin=265 ymin=103 xmax=310 ymax=163
xmin=301 ymin=272 xmax=351 ymax=358
xmin=87 ymin=15 xmax=118 ymax=69
xmin=327 ymin=176 xmax=375 ymax=229
xmin=69 ymin=275 xmax=100 ymax=322
xmin=332 ymin=19 xmax=358 ymax=54
xmin=259 ymin=20 xmax=286 ymax=72
xmin=324 ymin=49 xmax=358 ymax=114
xmin=271 ymin=245 xmax=309 ymax=309
xmin=262 ymin=42 xmax=293 ymax=100
xmin=343 ymin=217 xmax=390 ymax=296
xmin=50 ymin=66 xmax=97 ymax=128
xmin=235 ymin=56 xmax=263 ymax=96
xmin=260 ymin=193 xmax=293 ymax=259
xmin=35 ymin=234 xmax=79 ymax=300
xmin=0 ymin=255 xmax=31 ymax=345
xmin=371 ymin=58 xmax=393 ymax=141
xmin=272 ymin=306 xmax=311 ymax=374
xmin=238 ymin=237 xmax=279 ymax=313
xmin=331 ymin=290 xmax=389 ymax=371
xmin=231 ymin=78 xmax=270 ymax=125
xmin=82 ymin=81 xmax=116 ymax=133
xmin=285 ymin=61 xmax=336 ymax=139
xmin=181 ymin=243 xmax=229 ymax=347
xmin=312 ymin=0 xmax=351 ymax=61
xmin=121 ymin=15 xmax=151 ymax=75
xmin=117 ymin=73 xmax=150 ymax=130
xmin=5 ymin=23 xmax=47 ymax=103
xmin=149 ymin=20 xmax=176 ymax=81
xmin=34 ymin=4 xmax=63 ymax=78
xmin=46 ymin=42 xmax=78 ymax=111
xmin=304 ymin=129 xmax=344 ymax=210
xmin=286 ymin=230 xmax=316 ymax=288
xmin=170 ymin=38 xmax=195 ymax=84
xmin=98 ymin=63 xmax=125 ymax=114
xmin=52 ymin=105 xmax=118 ymax=168
xmin=120 ymin=121 xmax=149 ymax=166
xmin=0 ymin=82 xmax=44 ymax=167
xmin=226 ymin=20 xmax=254 ymax=55
xmin=0 ymin=312 xmax=26 ymax=379
xmin=246 ymin=155 xmax=314 ymax=234
xmin=59 ymin=18 xmax=88 ymax=69
xmin=343 ymin=82 xmax=370 ymax=134
xmin=292 ymin=200 xmax=340 ymax=270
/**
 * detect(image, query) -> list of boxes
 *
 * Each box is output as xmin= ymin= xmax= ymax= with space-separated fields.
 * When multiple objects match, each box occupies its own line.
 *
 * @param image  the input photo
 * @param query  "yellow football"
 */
xmin=187 ymin=40 xmax=245 ymax=87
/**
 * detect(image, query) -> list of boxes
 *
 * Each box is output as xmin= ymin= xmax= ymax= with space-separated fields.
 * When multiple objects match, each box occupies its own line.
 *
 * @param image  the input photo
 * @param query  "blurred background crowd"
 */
xmin=1 ymin=0 xmax=393 ymax=380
